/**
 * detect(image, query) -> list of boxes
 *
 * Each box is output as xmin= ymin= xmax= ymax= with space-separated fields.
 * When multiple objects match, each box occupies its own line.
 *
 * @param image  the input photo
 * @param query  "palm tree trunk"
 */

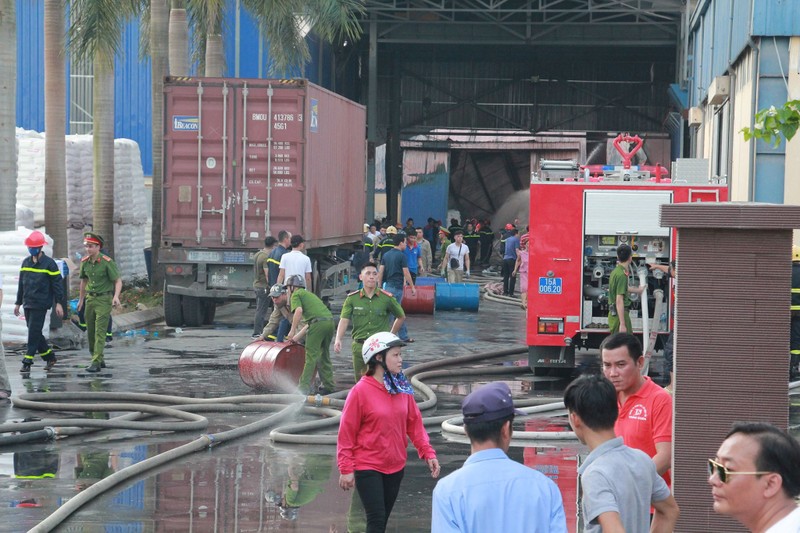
xmin=92 ymin=56 xmax=115 ymax=257
xmin=0 ymin=0 xmax=16 ymax=231
xmin=169 ymin=1 xmax=189 ymax=76
xmin=44 ymin=0 xmax=67 ymax=255
xmin=150 ymin=0 xmax=169 ymax=287
xmin=205 ymin=34 xmax=223 ymax=77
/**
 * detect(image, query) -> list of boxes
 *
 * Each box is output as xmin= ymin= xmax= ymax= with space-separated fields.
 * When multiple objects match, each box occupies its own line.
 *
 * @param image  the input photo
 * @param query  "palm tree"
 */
xmin=168 ymin=0 xmax=189 ymax=76
xmin=186 ymin=0 xmax=226 ymax=76
xmin=44 ymin=0 xmax=67 ymax=256
xmin=67 ymin=0 xmax=143 ymax=257
xmin=0 ymin=0 xmax=16 ymax=232
xmin=150 ymin=0 xmax=169 ymax=287
xmin=242 ymin=0 xmax=363 ymax=73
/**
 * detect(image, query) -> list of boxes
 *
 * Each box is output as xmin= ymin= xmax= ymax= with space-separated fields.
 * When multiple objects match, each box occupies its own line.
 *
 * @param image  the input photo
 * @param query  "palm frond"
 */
xmin=243 ymin=0 xmax=364 ymax=73
xmin=67 ymin=0 xmax=145 ymax=66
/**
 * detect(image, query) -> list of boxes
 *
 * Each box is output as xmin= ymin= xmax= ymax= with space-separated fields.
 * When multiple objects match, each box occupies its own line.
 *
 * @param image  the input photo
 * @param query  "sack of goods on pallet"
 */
xmin=65 ymin=134 xmax=94 ymax=226
xmin=16 ymin=136 xmax=46 ymax=226
xmin=0 ymin=228 xmax=57 ymax=344
xmin=16 ymin=204 xmax=34 ymax=230
xmin=18 ymin=131 xmax=150 ymax=284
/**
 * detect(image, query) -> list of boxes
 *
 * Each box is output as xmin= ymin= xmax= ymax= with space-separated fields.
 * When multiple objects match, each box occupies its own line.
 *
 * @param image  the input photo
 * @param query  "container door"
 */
xmin=400 ymin=151 xmax=449 ymax=226
xmin=234 ymin=83 xmax=306 ymax=245
xmin=163 ymin=80 xmax=235 ymax=246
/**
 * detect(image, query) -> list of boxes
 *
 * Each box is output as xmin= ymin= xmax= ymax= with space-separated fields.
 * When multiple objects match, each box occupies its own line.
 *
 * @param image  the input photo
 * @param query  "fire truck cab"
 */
xmin=526 ymin=138 xmax=727 ymax=373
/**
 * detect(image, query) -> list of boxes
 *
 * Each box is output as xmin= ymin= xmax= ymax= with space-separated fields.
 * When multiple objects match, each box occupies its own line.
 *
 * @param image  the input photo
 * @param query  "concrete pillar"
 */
xmin=660 ymin=202 xmax=800 ymax=532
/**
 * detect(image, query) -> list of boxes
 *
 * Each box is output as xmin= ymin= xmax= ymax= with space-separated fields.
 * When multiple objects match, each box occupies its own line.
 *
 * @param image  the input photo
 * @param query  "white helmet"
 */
xmin=284 ymin=274 xmax=306 ymax=288
xmin=362 ymin=331 xmax=406 ymax=364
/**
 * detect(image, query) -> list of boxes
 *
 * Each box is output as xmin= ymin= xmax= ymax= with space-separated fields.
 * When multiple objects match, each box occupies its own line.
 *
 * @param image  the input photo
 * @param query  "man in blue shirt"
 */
xmin=502 ymin=228 xmax=520 ymax=296
xmin=431 ymin=382 xmax=567 ymax=532
xmin=378 ymin=234 xmax=416 ymax=342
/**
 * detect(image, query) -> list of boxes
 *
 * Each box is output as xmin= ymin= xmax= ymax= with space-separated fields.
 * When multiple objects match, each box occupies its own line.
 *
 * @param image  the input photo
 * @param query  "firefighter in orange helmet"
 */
xmin=14 ymin=231 xmax=65 ymax=373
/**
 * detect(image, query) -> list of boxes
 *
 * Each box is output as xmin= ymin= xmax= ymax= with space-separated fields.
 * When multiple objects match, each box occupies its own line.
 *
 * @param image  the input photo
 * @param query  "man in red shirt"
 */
xmin=601 ymin=332 xmax=673 ymax=486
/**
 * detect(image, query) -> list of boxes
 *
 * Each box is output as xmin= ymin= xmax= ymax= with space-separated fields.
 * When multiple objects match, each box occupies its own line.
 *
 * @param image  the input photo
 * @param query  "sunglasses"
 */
xmin=708 ymin=459 xmax=772 ymax=483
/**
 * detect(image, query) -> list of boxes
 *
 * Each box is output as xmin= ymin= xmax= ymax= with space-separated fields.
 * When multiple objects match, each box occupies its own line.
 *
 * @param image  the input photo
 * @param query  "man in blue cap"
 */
xmin=431 ymin=382 xmax=567 ymax=532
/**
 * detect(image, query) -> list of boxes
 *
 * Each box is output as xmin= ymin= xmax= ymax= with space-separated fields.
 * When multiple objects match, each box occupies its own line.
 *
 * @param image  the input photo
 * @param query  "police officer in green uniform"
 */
xmin=334 ymin=263 xmax=405 ymax=381
xmin=607 ymin=243 xmax=643 ymax=334
xmin=78 ymin=233 xmax=121 ymax=372
xmin=285 ymin=275 xmax=335 ymax=395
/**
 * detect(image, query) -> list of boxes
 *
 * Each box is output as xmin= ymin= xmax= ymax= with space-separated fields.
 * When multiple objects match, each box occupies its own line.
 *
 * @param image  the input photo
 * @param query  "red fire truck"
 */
xmin=526 ymin=135 xmax=727 ymax=372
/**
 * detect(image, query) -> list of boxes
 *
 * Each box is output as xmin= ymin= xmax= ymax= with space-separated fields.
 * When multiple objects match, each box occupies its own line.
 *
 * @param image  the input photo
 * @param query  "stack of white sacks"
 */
xmin=15 ymin=129 xmax=149 ymax=283
xmin=0 ymin=228 xmax=56 ymax=343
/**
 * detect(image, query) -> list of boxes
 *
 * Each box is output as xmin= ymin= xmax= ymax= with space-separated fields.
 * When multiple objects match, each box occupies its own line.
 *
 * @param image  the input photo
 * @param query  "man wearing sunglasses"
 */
xmin=709 ymin=422 xmax=800 ymax=532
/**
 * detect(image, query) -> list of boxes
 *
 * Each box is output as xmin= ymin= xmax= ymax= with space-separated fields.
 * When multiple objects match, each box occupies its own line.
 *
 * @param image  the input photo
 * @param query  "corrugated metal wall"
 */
xmin=17 ymin=0 xmax=45 ymax=133
xmin=380 ymin=48 xmax=674 ymax=137
xmin=16 ymin=1 xmax=343 ymax=176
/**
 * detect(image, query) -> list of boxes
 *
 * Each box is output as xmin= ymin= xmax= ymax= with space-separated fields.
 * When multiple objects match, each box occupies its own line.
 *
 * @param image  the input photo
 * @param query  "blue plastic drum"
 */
xmin=415 ymin=277 xmax=446 ymax=287
xmin=435 ymin=283 xmax=480 ymax=311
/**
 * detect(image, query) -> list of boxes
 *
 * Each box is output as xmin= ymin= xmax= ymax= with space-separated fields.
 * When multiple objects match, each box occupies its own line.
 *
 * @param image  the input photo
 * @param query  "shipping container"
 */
xmin=160 ymin=77 xmax=366 ymax=327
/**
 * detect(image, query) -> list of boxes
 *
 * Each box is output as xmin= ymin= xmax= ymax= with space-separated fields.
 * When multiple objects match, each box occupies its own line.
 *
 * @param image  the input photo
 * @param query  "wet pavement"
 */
xmin=0 ymin=287 xmax=797 ymax=532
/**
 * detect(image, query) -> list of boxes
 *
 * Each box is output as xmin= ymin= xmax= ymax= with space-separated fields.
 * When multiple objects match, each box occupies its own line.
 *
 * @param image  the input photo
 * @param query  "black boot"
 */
xmin=791 ymin=355 xmax=800 ymax=382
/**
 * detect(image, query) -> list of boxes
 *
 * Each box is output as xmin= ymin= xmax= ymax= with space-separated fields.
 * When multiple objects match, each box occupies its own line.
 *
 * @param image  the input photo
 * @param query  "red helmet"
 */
xmin=24 ymin=231 xmax=46 ymax=248
xmin=504 ymin=223 xmax=514 ymax=230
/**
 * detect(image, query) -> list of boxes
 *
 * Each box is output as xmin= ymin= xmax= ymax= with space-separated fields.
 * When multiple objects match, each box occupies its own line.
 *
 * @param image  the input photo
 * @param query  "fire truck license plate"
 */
xmin=539 ymin=277 xmax=562 ymax=294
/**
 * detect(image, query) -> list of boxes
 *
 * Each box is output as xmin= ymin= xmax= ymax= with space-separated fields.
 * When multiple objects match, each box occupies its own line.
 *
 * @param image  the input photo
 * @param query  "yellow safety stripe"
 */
xmin=23 ymin=355 xmax=34 ymax=361
xmin=40 ymin=349 xmax=53 ymax=357
xmin=20 ymin=267 xmax=60 ymax=276
xmin=15 ymin=474 xmax=56 ymax=479
xmin=793 ymin=289 xmax=800 ymax=292
xmin=791 ymin=350 xmax=800 ymax=355
xmin=267 ymin=258 xmax=281 ymax=265
xmin=792 ymin=306 xmax=800 ymax=311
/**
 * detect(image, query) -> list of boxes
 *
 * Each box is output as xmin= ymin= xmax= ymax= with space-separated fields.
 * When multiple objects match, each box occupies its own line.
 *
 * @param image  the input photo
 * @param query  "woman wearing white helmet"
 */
xmin=337 ymin=331 xmax=440 ymax=532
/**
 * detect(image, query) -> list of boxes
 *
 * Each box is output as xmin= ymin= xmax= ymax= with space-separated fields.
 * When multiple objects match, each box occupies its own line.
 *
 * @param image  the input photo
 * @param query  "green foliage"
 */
xmin=67 ymin=0 xmax=143 ymax=66
xmin=741 ymin=100 xmax=800 ymax=147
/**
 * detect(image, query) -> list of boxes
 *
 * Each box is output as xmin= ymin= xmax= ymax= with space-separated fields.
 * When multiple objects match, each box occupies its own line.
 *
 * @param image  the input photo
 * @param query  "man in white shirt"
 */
xmin=277 ymin=234 xmax=313 ymax=290
xmin=709 ymin=421 xmax=800 ymax=532
xmin=443 ymin=230 xmax=470 ymax=283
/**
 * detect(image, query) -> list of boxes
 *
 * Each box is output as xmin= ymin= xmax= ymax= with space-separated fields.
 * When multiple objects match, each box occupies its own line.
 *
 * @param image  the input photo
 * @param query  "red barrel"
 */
xmin=238 ymin=341 xmax=306 ymax=391
xmin=402 ymin=285 xmax=435 ymax=314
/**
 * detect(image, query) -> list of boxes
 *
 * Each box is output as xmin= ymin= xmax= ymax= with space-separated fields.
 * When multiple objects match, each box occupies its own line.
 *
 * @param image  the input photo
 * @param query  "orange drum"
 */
xmin=402 ymin=285 xmax=435 ymax=314
xmin=238 ymin=341 xmax=306 ymax=391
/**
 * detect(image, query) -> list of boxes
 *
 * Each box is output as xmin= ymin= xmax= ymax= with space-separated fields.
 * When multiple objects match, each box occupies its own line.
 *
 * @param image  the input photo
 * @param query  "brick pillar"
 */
xmin=660 ymin=202 xmax=800 ymax=532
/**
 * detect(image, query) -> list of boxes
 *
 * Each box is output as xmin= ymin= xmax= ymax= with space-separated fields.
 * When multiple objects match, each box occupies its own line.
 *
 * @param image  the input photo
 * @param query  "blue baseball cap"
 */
xmin=462 ymin=382 xmax=524 ymax=423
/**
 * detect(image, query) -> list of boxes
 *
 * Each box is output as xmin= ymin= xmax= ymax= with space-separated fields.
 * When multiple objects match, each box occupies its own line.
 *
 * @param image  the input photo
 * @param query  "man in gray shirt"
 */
xmin=564 ymin=375 xmax=679 ymax=533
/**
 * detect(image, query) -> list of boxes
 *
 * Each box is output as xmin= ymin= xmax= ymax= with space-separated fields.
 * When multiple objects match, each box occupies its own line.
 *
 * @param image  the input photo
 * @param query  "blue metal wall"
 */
xmin=16 ymin=1 xmax=344 ymax=176
xmin=17 ymin=0 xmax=45 ymax=133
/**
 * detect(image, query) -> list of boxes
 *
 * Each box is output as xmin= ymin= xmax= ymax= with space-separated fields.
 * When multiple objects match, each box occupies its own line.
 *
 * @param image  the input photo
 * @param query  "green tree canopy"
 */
xmin=741 ymin=100 xmax=800 ymax=147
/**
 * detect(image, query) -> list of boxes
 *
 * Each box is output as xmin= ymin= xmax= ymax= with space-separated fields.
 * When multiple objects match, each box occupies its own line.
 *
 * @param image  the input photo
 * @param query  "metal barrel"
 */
xmin=435 ymin=283 xmax=480 ymax=311
xmin=238 ymin=341 xmax=306 ymax=391
xmin=402 ymin=285 xmax=435 ymax=314
xmin=415 ymin=276 xmax=446 ymax=287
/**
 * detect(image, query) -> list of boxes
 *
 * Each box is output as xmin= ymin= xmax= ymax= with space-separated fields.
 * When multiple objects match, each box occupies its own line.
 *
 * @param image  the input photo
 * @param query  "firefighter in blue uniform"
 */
xmin=14 ymin=231 xmax=65 ymax=373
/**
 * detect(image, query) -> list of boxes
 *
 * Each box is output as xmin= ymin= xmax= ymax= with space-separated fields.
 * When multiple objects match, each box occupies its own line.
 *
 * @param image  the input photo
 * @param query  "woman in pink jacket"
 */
xmin=337 ymin=331 xmax=440 ymax=532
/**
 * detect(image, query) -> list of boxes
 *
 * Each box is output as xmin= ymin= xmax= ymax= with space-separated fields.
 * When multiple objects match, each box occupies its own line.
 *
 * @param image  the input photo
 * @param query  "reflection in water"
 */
xmin=0 ymin=400 xmax=795 ymax=531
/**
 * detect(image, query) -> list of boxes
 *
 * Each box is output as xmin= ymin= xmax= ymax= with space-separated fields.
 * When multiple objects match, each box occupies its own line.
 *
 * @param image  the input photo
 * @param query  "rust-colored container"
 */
xmin=238 ymin=341 xmax=306 ymax=391
xmin=402 ymin=285 xmax=435 ymax=314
